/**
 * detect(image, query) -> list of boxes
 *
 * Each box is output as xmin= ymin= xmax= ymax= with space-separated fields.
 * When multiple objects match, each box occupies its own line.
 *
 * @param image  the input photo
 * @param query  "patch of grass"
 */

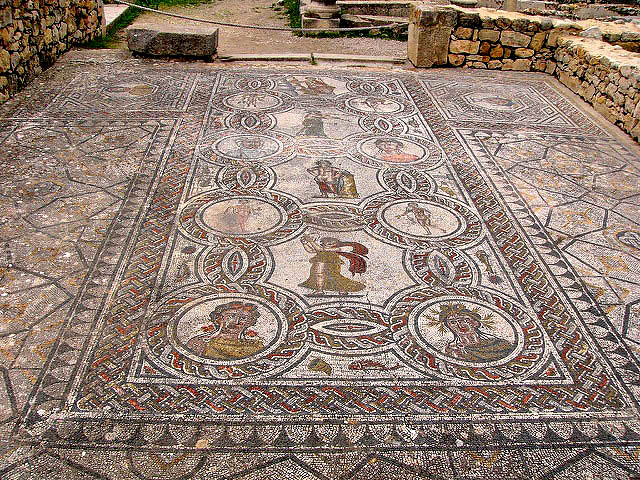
xmin=84 ymin=0 xmax=215 ymax=49
xmin=281 ymin=0 xmax=301 ymax=29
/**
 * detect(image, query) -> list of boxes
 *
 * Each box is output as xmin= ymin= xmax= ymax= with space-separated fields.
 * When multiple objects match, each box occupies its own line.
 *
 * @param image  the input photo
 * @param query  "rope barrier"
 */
xmin=110 ymin=0 xmax=409 ymax=32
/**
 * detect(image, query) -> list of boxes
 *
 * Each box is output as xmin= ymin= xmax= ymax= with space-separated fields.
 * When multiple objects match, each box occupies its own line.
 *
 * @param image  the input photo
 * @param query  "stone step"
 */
xmin=104 ymin=4 xmax=130 ymax=29
xmin=341 ymin=14 xmax=408 ymax=31
xmin=336 ymin=1 xmax=412 ymax=18
xmin=126 ymin=24 xmax=218 ymax=58
xmin=218 ymin=53 xmax=406 ymax=65
xmin=219 ymin=53 xmax=313 ymax=62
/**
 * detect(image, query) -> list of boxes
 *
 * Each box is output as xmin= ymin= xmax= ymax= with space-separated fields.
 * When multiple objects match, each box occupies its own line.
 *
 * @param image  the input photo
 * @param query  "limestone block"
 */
xmin=515 ymin=48 xmax=534 ymax=58
xmin=0 ymin=49 xmax=9 ymax=72
xmin=454 ymin=26 xmax=473 ymax=40
xmin=488 ymin=59 xmax=502 ymax=69
xmin=478 ymin=28 xmax=499 ymax=42
xmin=408 ymin=5 xmax=457 ymax=67
xmin=448 ymin=53 xmax=465 ymax=66
xmin=503 ymin=58 xmax=531 ymax=71
xmin=127 ymin=26 xmax=218 ymax=58
xmin=529 ymin=32 xmax=546 ymax=51
xmin=500 ymin=30 xmax=530 ymax=48
xmin=479 ymin=41 xmax=490 ymax=55
xmin=490 ymin=44 xmax=503 ymax=58
xmin=504 ymin=0 xmax=517 ymax=11
xmin=450 ymin=39 xmax=479 ymax=54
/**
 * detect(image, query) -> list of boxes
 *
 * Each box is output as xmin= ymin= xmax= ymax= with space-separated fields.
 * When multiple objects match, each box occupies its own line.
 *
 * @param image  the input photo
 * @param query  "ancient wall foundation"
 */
xmin=409 ymin=4 xmax=640 ymax=140
xmin=0 ymin=0 xmax=105 ymax=102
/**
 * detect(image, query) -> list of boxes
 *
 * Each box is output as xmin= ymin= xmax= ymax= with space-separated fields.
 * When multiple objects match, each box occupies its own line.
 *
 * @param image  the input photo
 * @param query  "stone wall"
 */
xmin=409 ymin=5 xmax=640 ymax=140
xmin=409 ymin=6 xmax=582 ymax=71
xmin=0 ymin=0 xmax=105 ymax=102
xmin=555 ymin=35 xmax=640 ymax=139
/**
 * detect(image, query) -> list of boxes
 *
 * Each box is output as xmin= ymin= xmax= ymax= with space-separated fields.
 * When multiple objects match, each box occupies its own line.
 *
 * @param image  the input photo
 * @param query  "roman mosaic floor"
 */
xmin=1 ymin=51 xmax=640 ymax=479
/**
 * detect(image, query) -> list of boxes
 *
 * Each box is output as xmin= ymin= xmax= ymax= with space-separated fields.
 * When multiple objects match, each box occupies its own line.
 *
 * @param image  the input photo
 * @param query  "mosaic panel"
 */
xmin=1 ymin=63 xmax=640 ymax=476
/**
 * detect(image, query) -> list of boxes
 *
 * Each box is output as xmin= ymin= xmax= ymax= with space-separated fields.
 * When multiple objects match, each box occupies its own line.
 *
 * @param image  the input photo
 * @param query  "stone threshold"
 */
xmin=104 ymin=4 xmax=130 ymax=29
xmin=218 ymin=53 xmax=407 ymax=64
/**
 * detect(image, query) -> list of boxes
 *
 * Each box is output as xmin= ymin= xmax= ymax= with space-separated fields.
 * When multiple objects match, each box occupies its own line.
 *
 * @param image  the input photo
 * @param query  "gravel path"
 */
xmin=125 ymin=0 xmax=407 ymax=57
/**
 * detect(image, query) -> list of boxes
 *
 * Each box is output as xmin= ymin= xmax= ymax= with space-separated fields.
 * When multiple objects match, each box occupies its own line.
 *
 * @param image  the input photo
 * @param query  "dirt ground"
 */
xmin=121 ymin=0 xmax=407 ymax=57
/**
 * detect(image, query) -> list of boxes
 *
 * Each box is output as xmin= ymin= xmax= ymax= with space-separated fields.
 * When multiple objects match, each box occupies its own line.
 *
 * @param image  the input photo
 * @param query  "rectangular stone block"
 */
xmin=408 ymin=4 xmax=456 ymax=68
xmin=127 ymin=26 xmax=218 ymax=58
xmin=500 ymin=30 xmax=531 ymax=47
xmin=478 ymin=29 xmax=500 ymax=42
xmin=450 ymin=39 xmax=480 ymax=54
xmin=408 ymin=23 xmax=452 ymax=67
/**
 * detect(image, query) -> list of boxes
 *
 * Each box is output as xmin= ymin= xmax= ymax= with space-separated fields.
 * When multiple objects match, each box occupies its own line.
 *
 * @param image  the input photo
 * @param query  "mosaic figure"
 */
xmin=185 ymin=302 xmax=265 ymax=360
xmin=299 ymin=234 xmax=368 ymax=295
xmin=395 ymin=202 xmax=445 ymax=235
xmin=298 ymin=111 xmax=327 ymax=137
xmin=351 ymin=97 xmax=400 ymax=113
xmin=288 ymin=76 xmax=335 ymax=95
xmin=307 ymin=160 xmax=359 ymax=198
xmin=220 ymin=199 xmax=261 ymax=233
xmin=374 ymin=138 xmax=420 ymax=163
xmin=430 ymin=303 xmax=514 ymax=362
xmin=236 ymin=93 xmax=269 ymax=108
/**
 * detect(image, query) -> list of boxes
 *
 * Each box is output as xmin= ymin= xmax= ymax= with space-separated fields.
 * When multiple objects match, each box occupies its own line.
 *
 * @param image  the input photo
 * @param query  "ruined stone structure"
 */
xmin=409 ymin=5 xmax=640 ymax=140
xmin=0 ymin=0 xmax=105 ymax=102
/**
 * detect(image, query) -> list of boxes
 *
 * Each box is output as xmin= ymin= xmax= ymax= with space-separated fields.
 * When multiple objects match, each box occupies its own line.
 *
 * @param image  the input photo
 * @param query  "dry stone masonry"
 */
xmin=0 ymin=0 xmax=105 ymax=102
xmin=409 ymin=4 xmax=640 ymax=141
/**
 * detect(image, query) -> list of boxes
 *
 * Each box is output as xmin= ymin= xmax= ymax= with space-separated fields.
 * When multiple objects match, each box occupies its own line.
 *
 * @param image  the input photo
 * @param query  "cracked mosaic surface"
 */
xmin=1 ymin=52 xmax=640 ymax=479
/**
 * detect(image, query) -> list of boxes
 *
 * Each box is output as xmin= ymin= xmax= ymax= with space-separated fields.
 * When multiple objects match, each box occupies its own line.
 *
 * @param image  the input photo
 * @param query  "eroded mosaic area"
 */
xmin=1 ymin=59 xmax=640 ymax=478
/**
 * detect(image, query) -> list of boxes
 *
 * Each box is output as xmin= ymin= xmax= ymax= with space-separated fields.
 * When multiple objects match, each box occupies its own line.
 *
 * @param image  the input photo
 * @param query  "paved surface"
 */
xmin=104 ymin=4 xmax=130 ymax=27
xmin=1 ymin=49 xmax=640 ymax=479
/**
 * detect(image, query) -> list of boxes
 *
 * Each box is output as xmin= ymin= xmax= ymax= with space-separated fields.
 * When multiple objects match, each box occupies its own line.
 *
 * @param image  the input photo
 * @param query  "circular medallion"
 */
xmin=409 ymin=299 xmax=520 ymax=367
xmin=381 ymin=200 xmax=461 ymax=239
xmin=144 ymin=287 xmax=308 ymax=380
xmin=200 ymin=198 xmax=282 ymax=236
xmin=345 ymin=96 xmax=405 ymax=114
xmin=197 ymin=131 xmax=295 ymax=167
xmin=213 ymin=134 xmax=281 ymax=161
xmin=178 ymin=191 xmax=303 ymax=246
xmin=348 ymin=134 xmax=443 ymax=169
xmin=363 ymin=195 xmax=482 ymax=249
xmin=336 ymin=94 xmax=415 ymax=118
xmin=389 ymin=287 xmax=546 ymax=381
xmin=175 ymin=296 xmax=284 ymax=362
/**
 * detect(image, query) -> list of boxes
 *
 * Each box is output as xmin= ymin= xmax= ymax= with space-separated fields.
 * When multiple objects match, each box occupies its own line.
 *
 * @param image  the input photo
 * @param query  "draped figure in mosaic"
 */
xmin=185 ymin=302 xmax=265 ymax=360
xmin=299 ymin=235 xmax=367 ymax=295
xmin=307 ymin=160 xmax=359 ymax=199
